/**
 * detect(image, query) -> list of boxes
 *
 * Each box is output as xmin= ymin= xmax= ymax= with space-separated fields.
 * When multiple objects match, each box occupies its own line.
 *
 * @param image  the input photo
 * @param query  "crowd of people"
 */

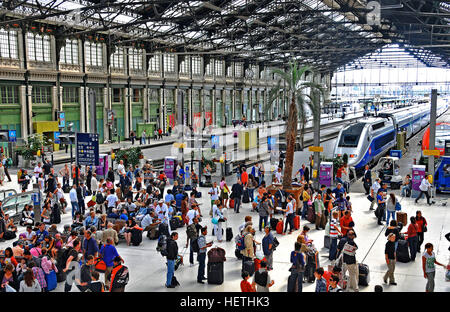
xmin=0 ymin=156 xmax=448 ymax=293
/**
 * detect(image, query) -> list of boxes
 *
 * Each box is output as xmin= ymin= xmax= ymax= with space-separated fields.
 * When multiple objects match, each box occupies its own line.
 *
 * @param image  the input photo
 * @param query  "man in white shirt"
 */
xmin=415 ymin=176 xmax=432 ymax=205
xmin=281 ymin=196 xmax=295 ymax=235
xmin=69 ymin=184 xmax=79 ymax=218
xmin=274 ymin=167 xmax=282 ymax=184
xmin=155 ymin=199 xmax=169 ymax=224
xmin=186 ymin=206 xmax=200 ymax=225
xmin=117 ymin=160 xmax=126 ymax=176
xmin=208 ymin=182 xmax=220 ymax=216
xmin=369 ymin=178 xmax=381 ymax=210
xmin=105 ymin=189 xmax=119 ymax=214
xmin=34 ymin=162 xmax=43 ymax=182
xmin=91 ymin=173 xmax=98 ymax=195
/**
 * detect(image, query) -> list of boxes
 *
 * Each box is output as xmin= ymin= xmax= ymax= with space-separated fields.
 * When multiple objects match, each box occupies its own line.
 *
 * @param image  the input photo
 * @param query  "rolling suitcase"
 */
xmin=276 ymin=219 xmax=284 ymax=234
xmin=226 ymin=227 xmax=233 ymax=242
xmin=207 ymin=262 xmax=224 ymax=285
xmin=294 ymin=215 xmax=300 ymax=230
xmin=270 ymin=218 xmax=279 ymax=231
xmin=307 ymin=205 xmax=316 ymax=224
xmin=242 ymin=189 xmax=250 ymax=203
xmin=229 ymin=199 xmax=234 ymax=209
xmin=324 ymin=235 xmax=331 ymax=249
xmin=304 ymin=251 xmax=319 ymax=283
xmin=358 ymin=263 xmax=370 ymax=286
xmin=396 ymin=239 xmax=410 ymax=263
xmin=169 ymin=218 xmax=178 ymax=230
xmin=397 ymin=212 xmax=407 ymax=226
xmin=242 ymin=260 xmax=255 ymax=276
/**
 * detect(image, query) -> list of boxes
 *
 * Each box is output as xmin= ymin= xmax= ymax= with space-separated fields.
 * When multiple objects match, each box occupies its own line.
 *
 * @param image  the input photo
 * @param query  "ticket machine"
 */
xmin=411 ymin=164 xmax=426 ymax=198
xmin=319 ymin=162 xmax=333 ymax=187
xmin=164 ymin=156 xmax=177 ymax=182
xmin=96 ymin=154 xmax=109 ymax=178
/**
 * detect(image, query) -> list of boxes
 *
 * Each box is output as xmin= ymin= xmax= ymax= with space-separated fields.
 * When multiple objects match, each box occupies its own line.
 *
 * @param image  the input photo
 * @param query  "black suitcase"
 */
xmin=287 ymin=272 xmax=298 ymax=292
xmin=242 ymin=260 xmax=255 ymax=276
xmin=358 ymin=263 xmax=370 ymax=286
xmin=226 ymin=228 xmax=233 ymax=242
xmin=324 ymin=235 xmax=331 ymax=249
xmin=63 ymin=185 xmax=70 ymax=193
xmin=207 ymin=262 xmax=224 ymax=285
xmin=184 ymin=185 xmax=192 ymax=191
xmin=304 ymin=252 xmax=319 ymax=283
xmin=235 ymin=249 xmax=243 ymax=260
xmin=195 ymin=191 xmax=202 ymax=198
xmin=242 ymin=189 xmax=250 ymax=203
xmin=131 ymin=228 xmax=142 ymax=246
xmin=396 ymin=239 xmax=410 ymax=263
xmin=270 ymin=218 xmax=279 ymax=231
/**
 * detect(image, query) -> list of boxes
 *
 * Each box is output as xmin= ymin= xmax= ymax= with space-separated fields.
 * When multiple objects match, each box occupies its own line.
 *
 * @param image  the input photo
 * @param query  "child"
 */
xmin=328 ymin=275 xmax=343 ymax=292
xmin=240 ymin=271 xmax=255 ymax=292
xmin=345 ymin=196 xmax=352 ymax=212
xmin=16 ymin=258 xmax=28 ymax=281
xmin=314 ymin=267 xmax=327 ymax=292
xmin=88 ymin=271 xmax=105 ymax=292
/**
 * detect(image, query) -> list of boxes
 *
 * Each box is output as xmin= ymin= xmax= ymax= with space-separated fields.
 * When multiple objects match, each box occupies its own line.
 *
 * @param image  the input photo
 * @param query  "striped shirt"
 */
xmin=330 ymin=218 xmax=339 ymax=238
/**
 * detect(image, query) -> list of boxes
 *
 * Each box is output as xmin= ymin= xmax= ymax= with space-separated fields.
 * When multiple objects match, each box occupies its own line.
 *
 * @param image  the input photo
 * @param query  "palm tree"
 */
xmin=267 ymin=62 xmax=324 ymax=189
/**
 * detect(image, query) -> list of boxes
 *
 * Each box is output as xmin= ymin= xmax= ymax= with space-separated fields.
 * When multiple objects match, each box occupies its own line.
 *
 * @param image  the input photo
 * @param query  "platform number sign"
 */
xmin=8 ymin=130 xmax=16 ymax=142
xmin=76 ymin=133 xmax=99 ymax=166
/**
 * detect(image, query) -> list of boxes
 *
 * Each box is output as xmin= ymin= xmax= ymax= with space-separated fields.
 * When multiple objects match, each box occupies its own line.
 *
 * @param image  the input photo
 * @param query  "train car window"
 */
xmin=338 ymin=123 xmax=365 ymax=147
xmin=372 ymin=122 xmax=385 ymax=131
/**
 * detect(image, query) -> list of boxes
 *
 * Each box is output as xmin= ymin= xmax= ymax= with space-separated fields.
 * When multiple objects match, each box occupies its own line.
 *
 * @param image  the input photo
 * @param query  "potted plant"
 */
xmin=266 ymin=62 xmax=324 ymax=205
xmin=16 ymin=135 xmax=43 ymax=168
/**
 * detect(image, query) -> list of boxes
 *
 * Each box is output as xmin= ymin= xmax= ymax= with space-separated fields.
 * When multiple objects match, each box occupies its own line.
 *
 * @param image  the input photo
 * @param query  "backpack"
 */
xmin=254 ymin=270 xmax=268 ymax=287
xmin=191 ymin=237 xmax=200 ymax=253
xmin=157 ymin=235 xmax=168 ymax=256
xmin=186 ymin=223 xmax=197 ymax=240
xmin=113 ymin=265 xmax=129 ymax=288
xmin=236 ymin=234 xmax=247 ymax=251
xmin=96 ymin=193 xmax=104 ymax=204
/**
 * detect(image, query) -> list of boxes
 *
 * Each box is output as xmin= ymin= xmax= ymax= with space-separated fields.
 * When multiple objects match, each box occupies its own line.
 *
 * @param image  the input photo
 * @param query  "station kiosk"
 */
xmin=319 ymin=162 xmax=333 ymax=187
xmin=411 ymin=165 xmax=426 ymax=198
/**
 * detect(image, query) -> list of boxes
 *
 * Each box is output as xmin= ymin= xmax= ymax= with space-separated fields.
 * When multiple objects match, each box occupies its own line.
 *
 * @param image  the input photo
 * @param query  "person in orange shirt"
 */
xmin=241 ymin=167 xmax=248 ymax=187
xmin=340 ymin=210 xmax=354 ymax=237
xmin=240 ymin=271 xmax=255 ymax=292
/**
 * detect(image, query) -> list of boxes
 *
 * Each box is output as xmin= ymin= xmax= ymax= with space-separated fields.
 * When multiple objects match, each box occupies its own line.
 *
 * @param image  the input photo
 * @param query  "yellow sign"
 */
xmin=173 ymin=142 xmax=186 ymax=149
xmin=423 ymin=149 xmax=440 ymax=156
xmin=308 ymin=146 xmax=324 ymax=152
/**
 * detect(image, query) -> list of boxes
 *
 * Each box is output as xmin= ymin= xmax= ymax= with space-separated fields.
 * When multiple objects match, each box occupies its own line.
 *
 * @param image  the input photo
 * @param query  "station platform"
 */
xmin=0 ymin=176 xmax=448 ymax=292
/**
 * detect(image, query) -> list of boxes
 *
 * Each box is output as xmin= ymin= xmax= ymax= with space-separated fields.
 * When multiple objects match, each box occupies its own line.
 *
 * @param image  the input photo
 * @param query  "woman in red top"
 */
xmin=403 ymin=216 xmax=419 ymax=261
xmin=240 ymin=271 xmax=255 ymax=292
xmin=415 ymin=211 xmax=427 ymax=253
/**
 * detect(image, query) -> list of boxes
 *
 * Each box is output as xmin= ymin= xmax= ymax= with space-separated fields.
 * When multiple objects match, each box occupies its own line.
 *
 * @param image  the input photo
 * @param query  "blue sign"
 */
xmin=32 ymin=192 xmax=40 ymax=206
xmin=8 ymin=130 xmax=16 ymax=142
xmin=54 ymin=132 xmax=60 ymax=144
xmin=58 ymin=112 xmax=65 ymax=128
xmin=268 ymin=136 xmax=277 ymax=151
xmin=211 ymin=135 xmax=219 ymax=149
xmin=76 ymin=132 xmax=99 ymax=166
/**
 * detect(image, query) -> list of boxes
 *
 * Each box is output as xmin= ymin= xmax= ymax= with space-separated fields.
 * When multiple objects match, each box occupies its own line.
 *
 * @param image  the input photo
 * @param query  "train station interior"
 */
xmin=0 ymin=0 xmax=449 ymax=294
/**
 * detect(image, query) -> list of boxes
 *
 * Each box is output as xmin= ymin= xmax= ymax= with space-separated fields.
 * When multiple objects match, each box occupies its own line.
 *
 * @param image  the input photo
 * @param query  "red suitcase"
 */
xmin=294 ymin=215 xmax=300 ymax=230
xmin=229 ymin=199 xmax=235 ymax=209
xmin=276 ymin=220 xmax=284 ymax=234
